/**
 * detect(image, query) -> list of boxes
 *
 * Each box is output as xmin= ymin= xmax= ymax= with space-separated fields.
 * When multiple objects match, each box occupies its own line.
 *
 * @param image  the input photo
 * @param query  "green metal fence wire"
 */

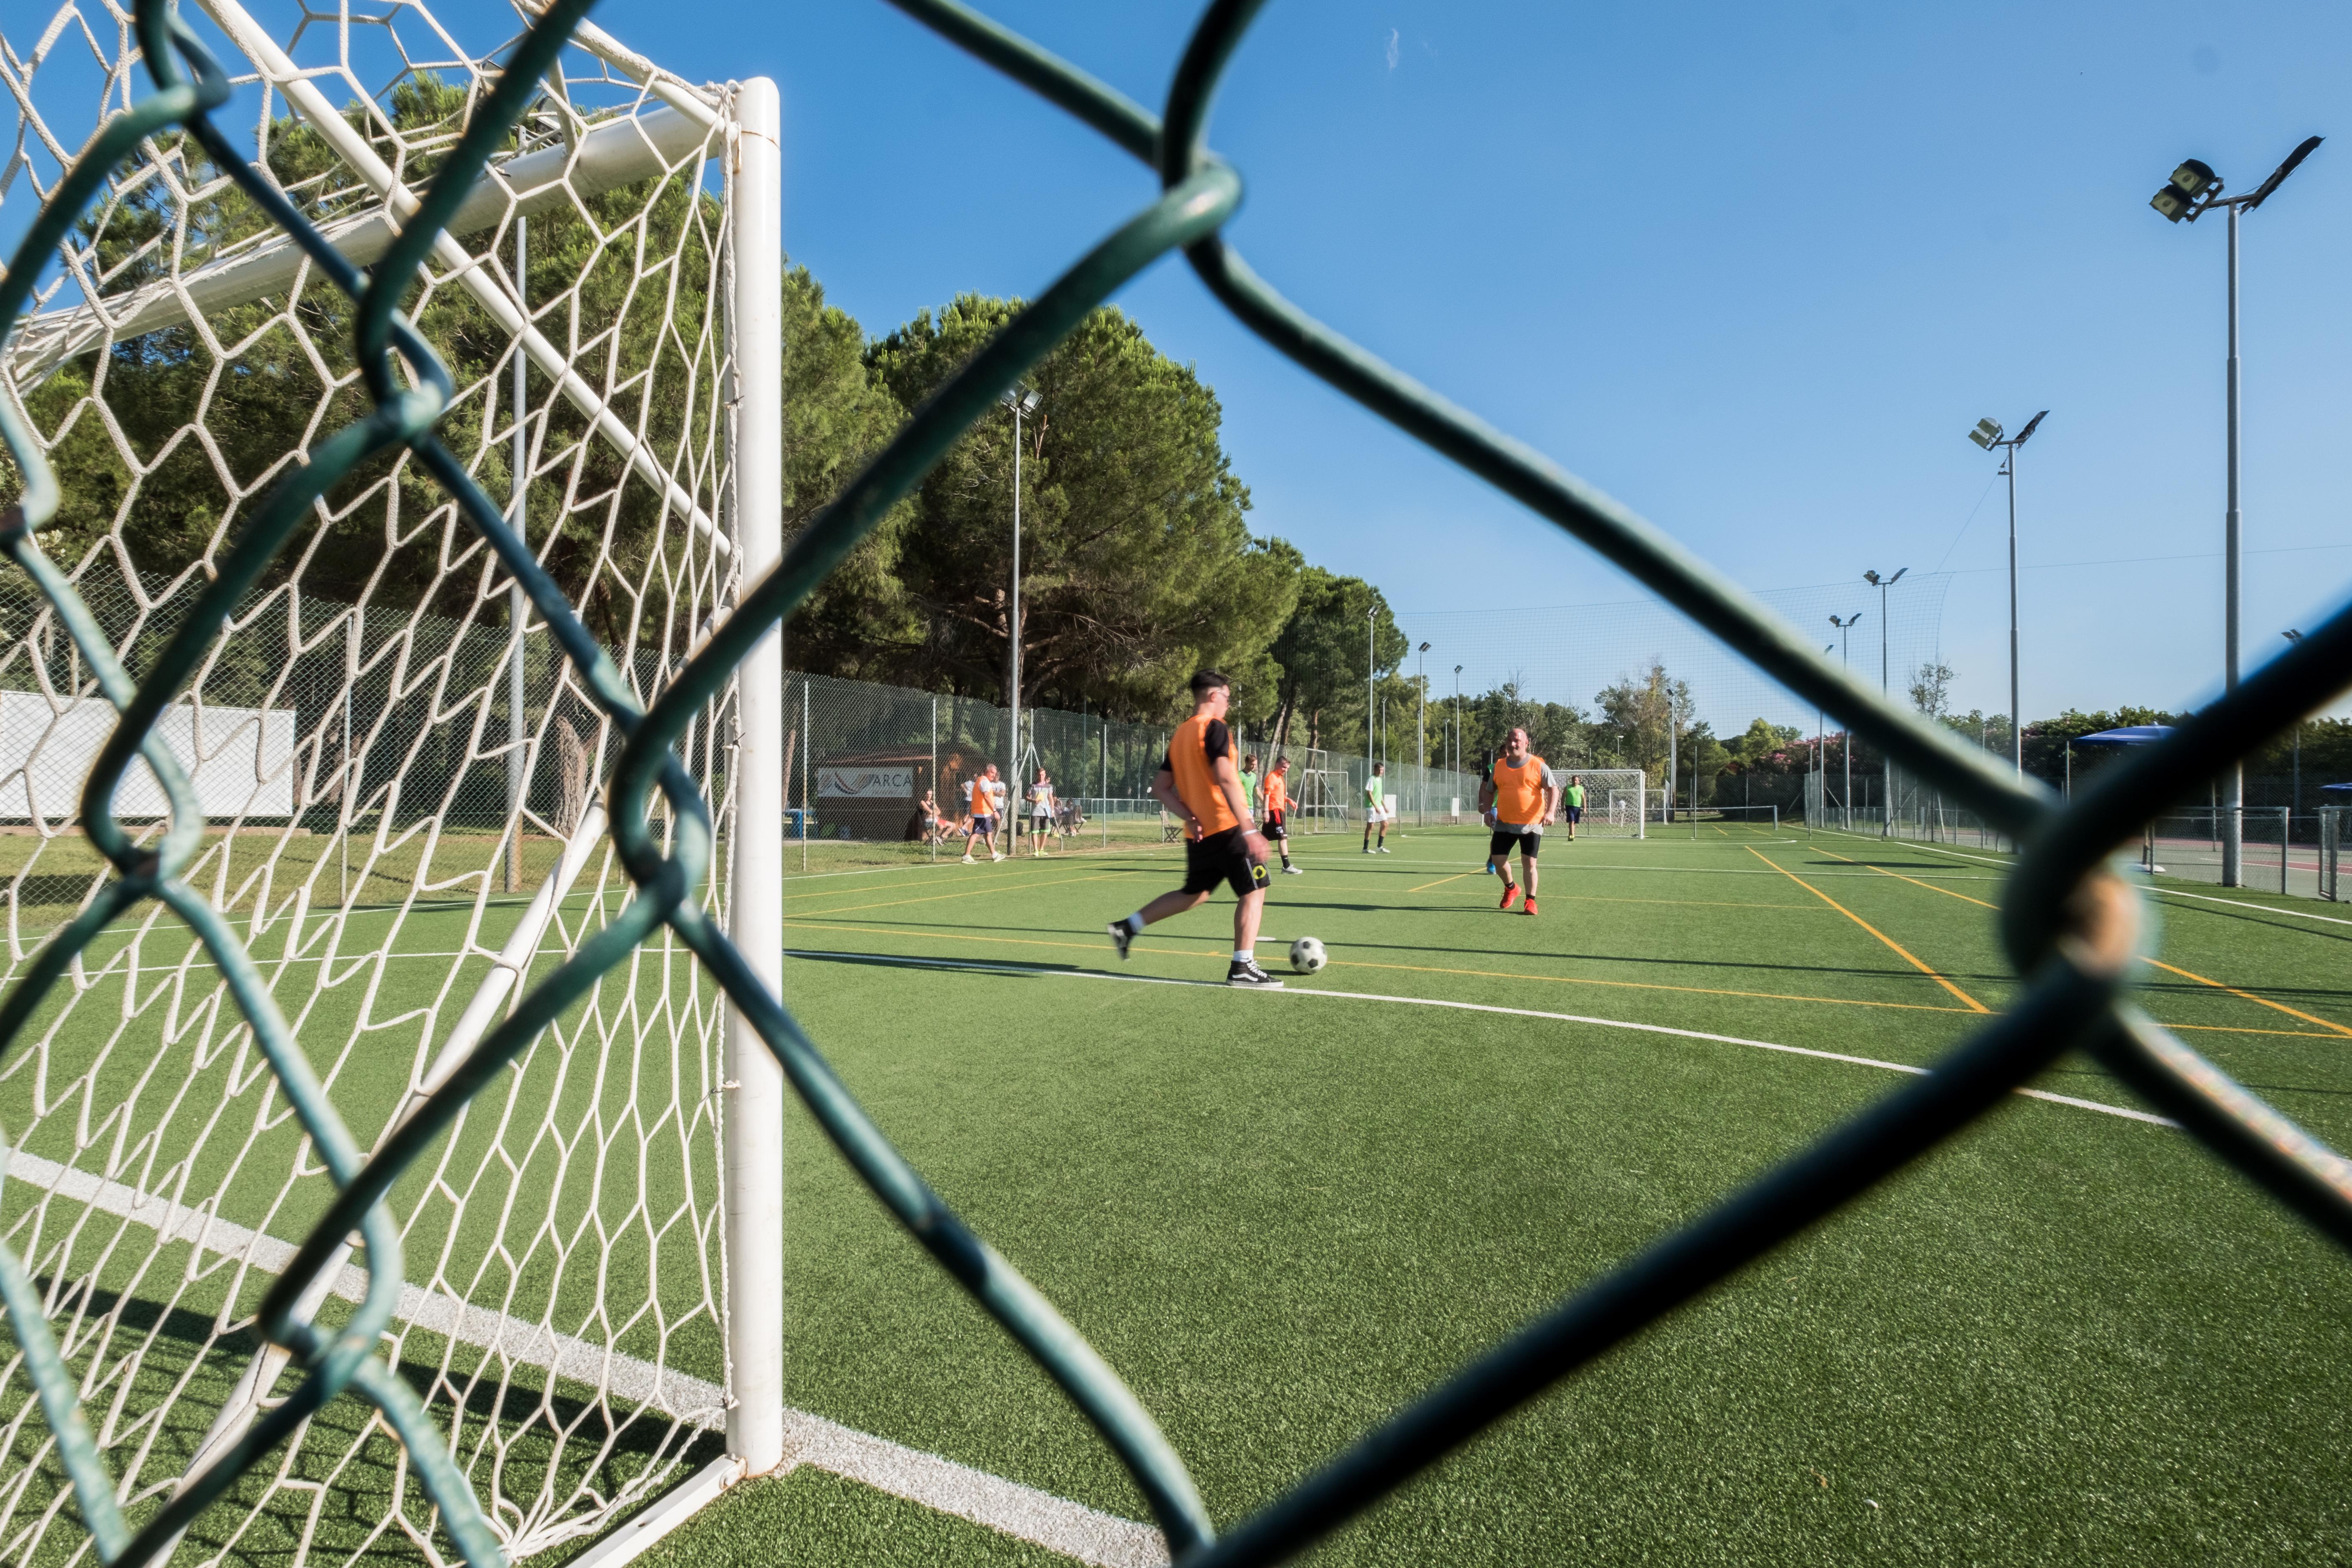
xmin=2 ymin=0 xmax=2350 ymax=1564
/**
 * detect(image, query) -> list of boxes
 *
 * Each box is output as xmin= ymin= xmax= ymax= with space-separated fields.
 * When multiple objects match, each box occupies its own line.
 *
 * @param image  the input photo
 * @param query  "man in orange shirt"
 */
xmin=1477 ymin=726 xmax=1558 ymax=915
xmin=1261 ymin=756 xmax=1301 ymax=875
xmin=1106 ymin=670 xmax=1283 ymax=987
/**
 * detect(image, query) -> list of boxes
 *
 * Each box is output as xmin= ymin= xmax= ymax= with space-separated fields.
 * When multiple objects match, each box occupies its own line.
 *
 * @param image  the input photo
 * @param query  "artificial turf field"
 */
xmin=5 ymin=819 xmax=2352 ymax=1564
xmin=656 ymin=820 xmax=2352 ymax=1565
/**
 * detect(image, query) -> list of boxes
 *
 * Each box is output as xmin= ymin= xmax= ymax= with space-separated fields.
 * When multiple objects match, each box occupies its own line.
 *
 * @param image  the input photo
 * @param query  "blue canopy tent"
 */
xmin=2063 ymin=725 xmax=2175 ymax=798
xmin=2074 ymin=725 xmax=2175 ymax=746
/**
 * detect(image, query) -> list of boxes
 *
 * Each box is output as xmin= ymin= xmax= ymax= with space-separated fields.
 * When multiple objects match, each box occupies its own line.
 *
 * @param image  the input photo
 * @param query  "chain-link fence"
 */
xmin=8 ymin=3 xmax=2352 ymax=1568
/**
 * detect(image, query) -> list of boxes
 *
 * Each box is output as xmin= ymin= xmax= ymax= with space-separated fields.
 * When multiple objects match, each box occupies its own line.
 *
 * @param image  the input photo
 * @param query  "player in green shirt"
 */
xmin=1362 ymin=761 xmax=1392 ymax=854
xmin=1239 ymin=753 xmax=1261 ymax=819
xmin=1564 ymin=774 xmax=1586 ymax=840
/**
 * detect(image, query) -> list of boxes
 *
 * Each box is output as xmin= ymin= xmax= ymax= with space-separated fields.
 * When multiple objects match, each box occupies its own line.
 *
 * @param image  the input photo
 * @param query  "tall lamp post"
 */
xmin=1415 ymin=641 xmax=1430 ymax=826
xmin=1862 ymin=567 xmax=1907 ymax=836
xmin=1968 ymin=411 xmax=2047 ymax=782
xmin=1813 ymin=642 xmax=1835 ymax=834
xmin=1366 ymin=605 xmax=1377 ymax=798
xmin=1830 ymin=613 xmax=1862 ymax=830
xmin=2148 ymin=135 xmax=2322 ymax=886
xmin=1452 ymin=664 xmax=1463 ymax=788
xmin=1001 ymin=387 xmax=1039 ymax=828
xmin=2285 ymin=629 xmax=2305 ymax=815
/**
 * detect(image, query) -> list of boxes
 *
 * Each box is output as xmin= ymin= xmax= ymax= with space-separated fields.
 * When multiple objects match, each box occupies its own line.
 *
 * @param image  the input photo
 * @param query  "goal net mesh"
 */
xmin=0 ymin=2 xmax=740 ymax=1561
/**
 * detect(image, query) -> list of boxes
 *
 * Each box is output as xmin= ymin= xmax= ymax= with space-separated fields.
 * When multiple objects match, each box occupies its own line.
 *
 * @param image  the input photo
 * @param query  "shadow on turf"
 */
xmin=806 ymin=916 xmax=2004 ymax=987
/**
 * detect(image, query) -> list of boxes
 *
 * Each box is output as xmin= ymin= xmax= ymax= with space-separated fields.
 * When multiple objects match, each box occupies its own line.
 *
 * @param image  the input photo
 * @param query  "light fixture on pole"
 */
xmin=1862 ymin=567 xmax=1908 ymax=835
xmin=1000 ymin=386 xmax=1040 ymax=831
xmin=2149 ymin=136 xmax=2321 ymax=886
xmin=1830 ymin=613 xmax=1863 ymax=830
xmin=1967 ymin=410 xmax=2047 ymax=780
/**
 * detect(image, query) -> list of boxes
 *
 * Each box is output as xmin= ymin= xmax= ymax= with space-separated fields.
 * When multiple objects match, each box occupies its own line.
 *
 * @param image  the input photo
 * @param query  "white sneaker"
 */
xmin=961 ymin=854 xmax=976 ymax=864
xmin=1377 ymin=846 xmax=1391 ymax=854
xmin=1281 ymin=865 xmax=1303 ymax=875
xmin=991 ymin=852 xmax=1005 ymax=862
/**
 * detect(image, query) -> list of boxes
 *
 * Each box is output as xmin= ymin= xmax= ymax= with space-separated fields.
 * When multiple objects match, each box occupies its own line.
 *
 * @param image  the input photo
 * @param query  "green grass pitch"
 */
xmin=8 ymin=819 xmax=2352 ymax=1564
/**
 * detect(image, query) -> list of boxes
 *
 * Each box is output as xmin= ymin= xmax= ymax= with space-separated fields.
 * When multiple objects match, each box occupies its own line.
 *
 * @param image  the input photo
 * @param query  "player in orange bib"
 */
xmin=1106 ymin=670 xmax=1283 ymax=987
xmin=1477 ymin=726 xmax=1559 ymax=914
xmin=1261 ymin=757 xmax=1300 ymax=874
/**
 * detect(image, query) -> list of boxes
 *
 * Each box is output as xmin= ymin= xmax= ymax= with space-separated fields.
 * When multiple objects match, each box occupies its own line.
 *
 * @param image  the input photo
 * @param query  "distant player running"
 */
xmin=1478 ymin=727 xmax=1558 ymax=914
xmin=1262 ymin=756 xmax=1300 ymax=874
xmin=961 ymin=763 xmax=1006 ymax=863
xmin=1362 ymin=761 xmax=1392 ymax=854
xmin=1563 ymin=773 xmax=1586 ymax=840
xmin=1106 ymin=671 xmax=1283 ymax=987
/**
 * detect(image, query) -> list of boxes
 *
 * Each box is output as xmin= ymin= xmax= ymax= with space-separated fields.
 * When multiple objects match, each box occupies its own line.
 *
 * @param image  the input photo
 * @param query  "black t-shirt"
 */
xmin=1161 ymin=718 xmax=1231 ymax=774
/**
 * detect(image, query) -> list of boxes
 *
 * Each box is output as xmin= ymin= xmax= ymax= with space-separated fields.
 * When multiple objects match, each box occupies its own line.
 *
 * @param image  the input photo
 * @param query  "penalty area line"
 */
xmin=784 ymin=948 xmax=2171 ymax=1128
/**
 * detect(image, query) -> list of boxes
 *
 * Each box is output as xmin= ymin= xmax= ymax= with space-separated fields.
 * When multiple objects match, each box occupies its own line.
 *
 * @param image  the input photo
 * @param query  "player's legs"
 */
xmin=1234 ymin=885 xmax=1265 ymax=954
xmin=1489 ymin=828 xmax=1521 ymax=907
xmin=1520 ymin=838 xmax=1540 ymax=910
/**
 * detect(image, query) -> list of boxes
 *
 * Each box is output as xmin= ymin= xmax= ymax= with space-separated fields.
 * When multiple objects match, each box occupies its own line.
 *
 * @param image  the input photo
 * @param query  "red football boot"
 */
xmin=1499 ymin=881 xmax=1520 ymax=911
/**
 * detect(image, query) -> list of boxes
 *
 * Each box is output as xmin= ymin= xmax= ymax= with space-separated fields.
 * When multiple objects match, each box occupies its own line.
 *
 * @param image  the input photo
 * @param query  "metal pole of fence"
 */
xmin=931 ymin=695 xmax=938 ymax=863
xmin=723 ymin=77 xmax=786 ymax=1481
xmin=507 ymin=214 xmax=527 ymax=895
xmin=2282 ymin=805 xmax=2291 ymax=896
xmin=341 ymin=668 xmax=351 ymax=905
xmin=802 ymin=671 xmax=811 ymax=873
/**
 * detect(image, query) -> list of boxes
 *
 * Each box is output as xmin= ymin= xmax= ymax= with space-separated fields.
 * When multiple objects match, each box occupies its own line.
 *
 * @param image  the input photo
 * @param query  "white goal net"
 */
xmin=1560 ymin=767 xmax=1646 ymax=837
xmin=0 ymin=2 xmax=772 ymax=1561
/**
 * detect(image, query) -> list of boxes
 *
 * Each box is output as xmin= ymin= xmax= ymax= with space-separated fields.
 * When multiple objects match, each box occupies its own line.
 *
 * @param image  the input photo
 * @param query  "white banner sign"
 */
xmin=0 ymin=690 xmax=298 ymax=821
xmin=817 ymin=765 xmax=915 ymax=800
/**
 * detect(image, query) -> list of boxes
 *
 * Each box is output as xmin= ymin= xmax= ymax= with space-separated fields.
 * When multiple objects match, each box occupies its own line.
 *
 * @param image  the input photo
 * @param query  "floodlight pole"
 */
xmin=1004 ymin=389 xmax=1028 ymax=837
xmin=2153 ymin=135 xmax=2321 ymax=885
xmin=1864 ymin=568 xmax=1907 ymax=836
xmin=1416 ymin=642 xmax=1429 ymax=827
xmin=1830 ymin=614 xmax=1860 ymax=830
xmin=1366 ymin=606 xmax=1376 ymax=793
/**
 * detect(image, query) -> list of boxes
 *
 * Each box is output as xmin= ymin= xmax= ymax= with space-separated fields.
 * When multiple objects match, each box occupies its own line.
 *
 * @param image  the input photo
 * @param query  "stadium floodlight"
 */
xmin=2148 ymin=135 xmax=2321 ymax=885
xmin=1862 ymin=569 xmax=1908 ymax=836
xmin=2149 ymin=157 xmax=2220 ymax=222
xmin=1970 ymin=411 xmax=2050 ymax=778
xmin=1002 ymin=386 xmax=1041 ymax=828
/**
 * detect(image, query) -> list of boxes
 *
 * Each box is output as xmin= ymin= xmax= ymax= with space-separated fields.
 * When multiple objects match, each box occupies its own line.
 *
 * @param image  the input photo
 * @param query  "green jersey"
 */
xmin=1564 ymin=783 xmax=1586 ymax=809
xmin=1364 ymin=777 xmax=1385 ymax=808
xmin=1240 ymin=770 xmax=1259 ymax=812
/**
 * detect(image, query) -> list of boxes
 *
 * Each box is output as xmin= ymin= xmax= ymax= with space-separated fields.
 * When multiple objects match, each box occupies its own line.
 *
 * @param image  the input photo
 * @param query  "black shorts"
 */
xmin=1489 ymin=828 xmax=1541 ymax=860
xmin=1263 ymin=812 xmax=1287 ymax=841
xmin=1183 ymin=826 xmax=1266 ymax=898
xmin=972 ymin=813 xmax=997 ymax=835
xmin=1565 ymin=805 xmax=1583 ymax=823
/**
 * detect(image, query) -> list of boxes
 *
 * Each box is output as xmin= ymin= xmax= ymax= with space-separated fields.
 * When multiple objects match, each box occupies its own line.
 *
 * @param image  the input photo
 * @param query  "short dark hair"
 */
xmin=1372 ymin=760 xmax=1386 ymax=772
xmin=1190 ymin=670 xmax=1230 ymax=698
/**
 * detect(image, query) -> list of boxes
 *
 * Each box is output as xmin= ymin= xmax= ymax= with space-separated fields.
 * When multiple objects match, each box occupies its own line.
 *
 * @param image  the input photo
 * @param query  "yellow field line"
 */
xmin=1813 ymin=847 xmax=1999 ymax=909
xmin=1407 ymin=872 xmax=1477 ymax=893
xmin=1811 ymin=847 xmax=2352 ymax=1036
xmin=2140 ymin=957 xmax=2352 ymax=1039
xmin=789 ymin=871 xmax=1131 ymax=919
xmin=1744 ymin=847 xmax=1991 ymax=1013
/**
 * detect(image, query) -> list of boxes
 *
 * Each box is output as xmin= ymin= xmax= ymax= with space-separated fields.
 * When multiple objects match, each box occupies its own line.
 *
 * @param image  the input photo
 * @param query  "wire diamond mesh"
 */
xmin=3 ymin=1 xmax=2352 ymax=1566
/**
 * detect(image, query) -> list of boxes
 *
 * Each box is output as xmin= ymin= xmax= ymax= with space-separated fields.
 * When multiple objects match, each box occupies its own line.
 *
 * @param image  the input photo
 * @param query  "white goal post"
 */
xmin=1559 ymin=767 xmax=1647 ymax=838
xmin=0 ymin=3 xmax=781 ymax=1563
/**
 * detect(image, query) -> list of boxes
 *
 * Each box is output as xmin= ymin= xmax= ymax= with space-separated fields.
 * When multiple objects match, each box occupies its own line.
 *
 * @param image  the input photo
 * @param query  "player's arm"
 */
xmin=1542 ymin=783 xmax=1560 ymax=823
xmin=1150 ymin=762 xmax=1192 ymax=830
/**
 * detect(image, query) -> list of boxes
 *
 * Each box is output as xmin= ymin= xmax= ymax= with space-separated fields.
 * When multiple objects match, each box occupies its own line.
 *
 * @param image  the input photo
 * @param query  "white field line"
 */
xmin=786 ymin=948 xmax=2173 ymax=1128
xmin=0 ymin=1147 xmax=1169 ymax=1568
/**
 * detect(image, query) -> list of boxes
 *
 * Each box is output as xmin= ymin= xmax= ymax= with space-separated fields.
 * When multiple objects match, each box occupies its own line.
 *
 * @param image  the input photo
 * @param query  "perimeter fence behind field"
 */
xmin=783 ymin=668 xmax=1487 ymax=870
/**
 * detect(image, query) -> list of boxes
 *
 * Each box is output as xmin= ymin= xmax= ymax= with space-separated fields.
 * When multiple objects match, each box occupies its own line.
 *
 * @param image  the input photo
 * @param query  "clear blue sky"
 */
xmin=50 ymin=0 xmax=2352 ymax=723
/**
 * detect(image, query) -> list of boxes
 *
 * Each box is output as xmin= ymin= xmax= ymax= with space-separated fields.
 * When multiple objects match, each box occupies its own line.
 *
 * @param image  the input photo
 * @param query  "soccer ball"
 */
xmin=1288 ymin=937 xmax=1328 ymax=974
